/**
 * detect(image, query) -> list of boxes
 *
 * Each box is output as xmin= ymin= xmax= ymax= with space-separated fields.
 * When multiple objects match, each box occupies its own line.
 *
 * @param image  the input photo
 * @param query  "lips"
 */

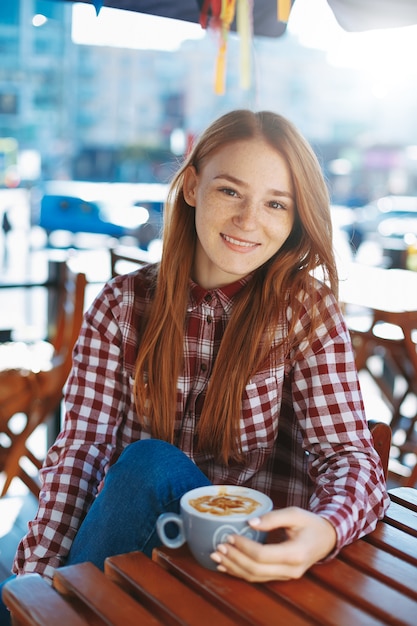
xmin=221 ymin=233 xmax=259 ymax=249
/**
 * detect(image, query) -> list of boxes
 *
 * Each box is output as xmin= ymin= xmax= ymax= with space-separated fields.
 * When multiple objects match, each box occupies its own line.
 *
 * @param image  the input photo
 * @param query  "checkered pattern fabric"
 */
xmin=14 ymin=265 xmax=389 ymax=581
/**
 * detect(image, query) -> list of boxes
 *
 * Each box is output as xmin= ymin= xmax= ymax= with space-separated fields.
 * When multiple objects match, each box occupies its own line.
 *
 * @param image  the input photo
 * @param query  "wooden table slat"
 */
xmin=384 ymin=501 xmax=417 ymax=537
xmin=389 ymin=487 xmax=417 ymax=511
xmin=53 ymin=561 xmax=161 ymax=626
xmin=365 ymin=522 xmax=417 ymax=566
xmin=266 ymin=575 xmax=387 ymax=626
xmin=309 ymin=554 xmax=417 ymax=625
xmin=339 ymin=538 xmax=417 ymax=600
xmin=2 ymin=574 xmax=89 ymax=626
xmin=105 ymin=551 xmax=238 ymax=626
xmin=153 ymin=546 xmax=314 ymax=626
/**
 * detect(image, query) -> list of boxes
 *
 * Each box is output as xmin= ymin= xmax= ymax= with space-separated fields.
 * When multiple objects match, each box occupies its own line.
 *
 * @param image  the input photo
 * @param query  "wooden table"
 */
xmin=3 ymin=487 xmax=417 ymax=626
xmin=339 ymin=262 xmax=417 ymax=383
xmin=339 ymin=263 xmax=417 ymax=486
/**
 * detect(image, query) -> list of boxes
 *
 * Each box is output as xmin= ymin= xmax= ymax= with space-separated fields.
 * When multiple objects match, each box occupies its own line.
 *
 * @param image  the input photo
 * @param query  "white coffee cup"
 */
xmin=156 ymin=485 xmax=273 ymax=570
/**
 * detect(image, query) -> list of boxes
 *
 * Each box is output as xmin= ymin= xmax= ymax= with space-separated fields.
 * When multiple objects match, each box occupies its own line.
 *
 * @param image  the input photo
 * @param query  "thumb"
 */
xmin=248 ymin=507 xmax=302 ymax=532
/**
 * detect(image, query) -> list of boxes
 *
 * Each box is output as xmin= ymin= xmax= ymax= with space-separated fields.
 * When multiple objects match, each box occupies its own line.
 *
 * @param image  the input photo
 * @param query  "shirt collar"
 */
xmin=189 ymin=274 xmax=253 ymax=311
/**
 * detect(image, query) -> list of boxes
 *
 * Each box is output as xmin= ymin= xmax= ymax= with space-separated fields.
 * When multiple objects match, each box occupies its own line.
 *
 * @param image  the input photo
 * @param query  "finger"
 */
xmin=210 ymin=542 xmax=298 ymax=583
xmin=241 ymin=512 xmax=336 ymax=568
xmin=227 ymin=532 xmax=306 ymax=568
xmin=248 ymin=507 xmax=304 ymax=532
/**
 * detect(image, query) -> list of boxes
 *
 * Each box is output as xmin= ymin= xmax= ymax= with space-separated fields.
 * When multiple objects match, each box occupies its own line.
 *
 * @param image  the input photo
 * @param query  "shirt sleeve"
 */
xmin=290 ymin=284 xmax=390 ymax=555
xmin=12 ymin=278 xmax=134 ymax=582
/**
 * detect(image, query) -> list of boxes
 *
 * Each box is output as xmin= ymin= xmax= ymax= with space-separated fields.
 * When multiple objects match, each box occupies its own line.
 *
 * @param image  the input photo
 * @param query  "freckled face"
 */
xmin=183 ymin=138 xmax=295 ymax=289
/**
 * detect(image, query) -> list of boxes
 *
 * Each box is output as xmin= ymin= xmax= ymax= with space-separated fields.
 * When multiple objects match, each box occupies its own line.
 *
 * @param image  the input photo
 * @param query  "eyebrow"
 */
xmin=213 ymin=174 xmax=294 ymax=200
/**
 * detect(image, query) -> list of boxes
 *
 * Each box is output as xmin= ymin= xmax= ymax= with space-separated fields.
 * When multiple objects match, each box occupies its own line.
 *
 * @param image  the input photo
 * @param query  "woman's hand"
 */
xmin=210 ymin=507 xmax=337 ymax=583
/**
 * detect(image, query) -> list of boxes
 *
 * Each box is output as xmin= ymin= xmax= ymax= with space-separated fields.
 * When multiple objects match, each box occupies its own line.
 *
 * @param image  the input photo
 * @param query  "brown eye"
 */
xmin=269 ymin=200 xmax=286 ymax=210
xmin=220 ymin=188 xmax=238 ymax=197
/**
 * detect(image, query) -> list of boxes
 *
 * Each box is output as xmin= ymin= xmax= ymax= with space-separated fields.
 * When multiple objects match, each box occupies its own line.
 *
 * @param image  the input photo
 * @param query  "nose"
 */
xmin=233 ymin=201 xmax=258 ymax=230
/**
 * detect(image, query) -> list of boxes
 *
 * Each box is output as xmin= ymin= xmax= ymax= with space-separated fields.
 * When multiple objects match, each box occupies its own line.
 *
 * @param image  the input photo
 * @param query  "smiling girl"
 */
xmin=2 ymin=111 xmax=388 ymax=622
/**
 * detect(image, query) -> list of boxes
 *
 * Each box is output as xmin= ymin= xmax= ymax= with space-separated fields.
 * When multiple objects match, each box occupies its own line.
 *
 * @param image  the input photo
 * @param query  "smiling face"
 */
xmin=183 ymin=137 xmax=295 ymax=289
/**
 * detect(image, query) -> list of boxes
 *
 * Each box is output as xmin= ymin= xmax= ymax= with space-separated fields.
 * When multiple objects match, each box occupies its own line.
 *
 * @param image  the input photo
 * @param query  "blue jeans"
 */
xmin=66 ymin=439 xmax=211 ymax=567
xmin=0 ymin=439 xmax=211 ymax=625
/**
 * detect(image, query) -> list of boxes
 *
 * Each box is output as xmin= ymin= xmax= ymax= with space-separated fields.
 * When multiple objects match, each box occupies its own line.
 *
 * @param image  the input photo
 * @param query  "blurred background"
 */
xmin=1 ymin=0 xmax=417 ymax=295
xmin=1 ymin=0 xmax=417 ymax=519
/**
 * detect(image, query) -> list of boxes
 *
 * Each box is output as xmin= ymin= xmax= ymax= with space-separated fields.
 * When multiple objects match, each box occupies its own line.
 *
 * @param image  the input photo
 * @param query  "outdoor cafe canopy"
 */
xmin=52 ymin=0 xmax=417 ymax=93
xmin=53 ymin=0 xmax=417 ymax=37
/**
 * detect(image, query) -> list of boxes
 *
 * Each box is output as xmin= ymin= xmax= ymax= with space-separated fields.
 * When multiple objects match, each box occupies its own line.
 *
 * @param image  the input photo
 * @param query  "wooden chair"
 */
xmin=349 ymin=312 xmax=417 ymax=427
xmin=110 ymin=245 xmax=153 ymax=278
xmin=368 ymin=419 xmax=391 ymax=479
xmin=347 ymin=309 xmax=417 ymax=486
xmin=0 ymin=262 xmax=87 ymax=497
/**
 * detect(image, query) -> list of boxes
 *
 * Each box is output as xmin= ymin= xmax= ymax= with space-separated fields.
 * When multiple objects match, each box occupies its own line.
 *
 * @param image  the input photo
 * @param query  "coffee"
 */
xmin=156 ymin=485 xmax=273 ymax=570
xmin=189 ymin=493 xmax=260 ymax=516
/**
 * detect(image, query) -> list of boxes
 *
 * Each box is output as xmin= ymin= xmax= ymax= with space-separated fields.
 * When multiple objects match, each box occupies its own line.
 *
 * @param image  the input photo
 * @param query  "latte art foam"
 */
xmin=189 ymin=493 xmax=260 ymax=516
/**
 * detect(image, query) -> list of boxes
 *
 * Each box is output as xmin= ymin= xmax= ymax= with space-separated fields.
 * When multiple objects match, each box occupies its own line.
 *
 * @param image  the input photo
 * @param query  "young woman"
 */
xmin=2 ymin=110 xmax=388 ymax=620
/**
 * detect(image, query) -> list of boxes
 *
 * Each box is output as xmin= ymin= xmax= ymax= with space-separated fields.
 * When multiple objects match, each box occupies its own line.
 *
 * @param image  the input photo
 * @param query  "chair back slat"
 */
xmin=0 ymin=262 xmax=87 ymax=497
xmin=110 ymin=246 xmax=151 ymax=277
xmin=369 ymin=420 xmax=391 ymax=479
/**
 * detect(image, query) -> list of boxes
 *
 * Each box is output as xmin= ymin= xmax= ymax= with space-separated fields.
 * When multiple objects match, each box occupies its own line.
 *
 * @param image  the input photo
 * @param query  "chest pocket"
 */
xmin=239 ymin=371 xmax=284 ymax=453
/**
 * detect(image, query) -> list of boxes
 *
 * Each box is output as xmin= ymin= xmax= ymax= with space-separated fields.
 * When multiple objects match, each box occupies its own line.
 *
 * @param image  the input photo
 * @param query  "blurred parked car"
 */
xmin=31 ymin=181 xmax=168 ymax=250
xmin=341 ymin=195 xmax=417 ymax=268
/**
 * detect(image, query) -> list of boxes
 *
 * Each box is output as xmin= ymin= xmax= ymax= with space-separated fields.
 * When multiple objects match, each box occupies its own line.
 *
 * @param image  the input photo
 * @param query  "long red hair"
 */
xmin=134 ymin=110 xmax=337 ymax=463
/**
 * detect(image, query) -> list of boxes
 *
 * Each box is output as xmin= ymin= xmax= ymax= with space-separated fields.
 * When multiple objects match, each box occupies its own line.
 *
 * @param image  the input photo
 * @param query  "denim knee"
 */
xmin=65 ymin=440 xmax=211 ymax=568
xmin=108 ymin=439 xmax=211 ymax=498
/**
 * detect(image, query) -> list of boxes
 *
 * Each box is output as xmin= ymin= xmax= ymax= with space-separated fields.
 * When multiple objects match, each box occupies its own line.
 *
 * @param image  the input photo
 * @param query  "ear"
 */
xmin=183 ymin=165 xmax=198 ymax=207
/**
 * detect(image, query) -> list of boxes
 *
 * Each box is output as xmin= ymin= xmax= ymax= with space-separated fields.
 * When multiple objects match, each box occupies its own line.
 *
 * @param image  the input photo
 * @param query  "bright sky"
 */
xmin=71 ymin=2 xmax=206 ymax=51
xmin=289 ymin=0 xmax=417 ymax=67
xmin=291 ymin=0 xmax=417 ymax=99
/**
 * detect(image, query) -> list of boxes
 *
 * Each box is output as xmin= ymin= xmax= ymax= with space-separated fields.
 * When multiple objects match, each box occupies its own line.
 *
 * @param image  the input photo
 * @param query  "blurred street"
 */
xmin=0 ymin=188 xmax=128 ymax=340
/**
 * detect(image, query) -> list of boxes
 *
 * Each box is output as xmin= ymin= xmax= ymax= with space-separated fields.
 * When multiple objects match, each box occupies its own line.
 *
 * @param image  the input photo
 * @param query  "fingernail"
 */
xmin=217 ymin=543 xmax=228 ymax=555
xmin=210 ymin=552 xmax=222 ymax=563
xmin=249 ymin=517 xmax=261 ymax=526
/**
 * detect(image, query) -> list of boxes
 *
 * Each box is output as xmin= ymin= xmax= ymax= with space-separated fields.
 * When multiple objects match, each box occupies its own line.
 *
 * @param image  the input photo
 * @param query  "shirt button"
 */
xmin=206 ymin=315 xmax=213 ymax=324
xmin=200 ymin=363 xmax=208 ymax=372
xmin=204 ymin=293 xmax=212 ymax=303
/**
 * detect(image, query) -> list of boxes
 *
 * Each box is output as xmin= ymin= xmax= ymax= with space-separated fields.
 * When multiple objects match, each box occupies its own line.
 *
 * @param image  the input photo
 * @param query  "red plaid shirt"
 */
xmin=14 ymin=264 xmax=389 ymax=581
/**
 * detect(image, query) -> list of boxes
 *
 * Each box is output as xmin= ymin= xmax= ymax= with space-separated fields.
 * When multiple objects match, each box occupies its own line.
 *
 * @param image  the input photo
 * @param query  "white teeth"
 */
xmin=223 ymin=234 xmax=256 ymax=248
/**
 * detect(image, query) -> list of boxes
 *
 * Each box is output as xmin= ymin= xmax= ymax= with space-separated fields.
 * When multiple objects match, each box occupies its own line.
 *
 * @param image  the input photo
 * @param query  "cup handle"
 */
xmin=156 ymin=512 xmax=186 ymax=549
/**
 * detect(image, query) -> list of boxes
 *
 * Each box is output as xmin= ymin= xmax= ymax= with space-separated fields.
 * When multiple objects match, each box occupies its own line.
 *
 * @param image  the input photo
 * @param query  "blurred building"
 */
xmin=72 ymin=43 xmax=185 ymax=182
xmin=1 ymin=0 xmax=417 ymax=200
xmin=0 ymin=1 xmax=76 ymax=181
